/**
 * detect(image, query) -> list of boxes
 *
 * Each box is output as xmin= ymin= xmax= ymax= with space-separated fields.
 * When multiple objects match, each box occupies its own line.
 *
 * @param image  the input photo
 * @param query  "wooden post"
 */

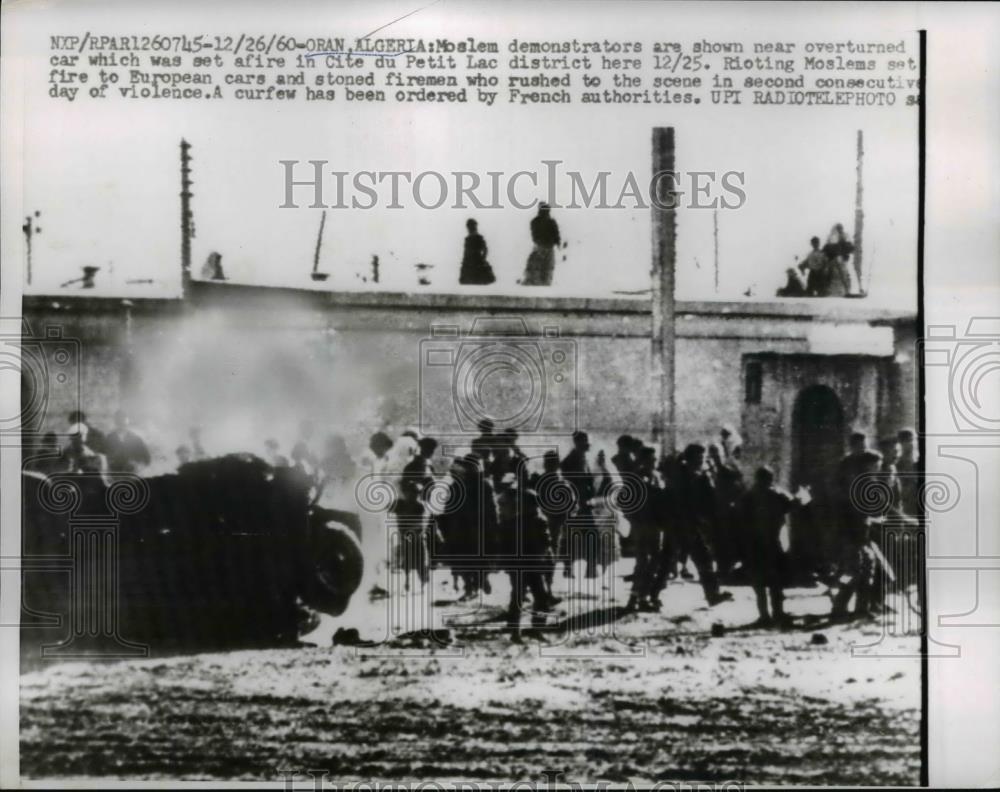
xmin=180 ymin=139 xmax=193 ymax=296
xmin=311 ymin=209 xmax=330 ymax=281
xmin=854 ymin=129 xmax=864 ymax=293
xmin=713 ymin=208 xmax=719 ymax=294
xmin=651 ymin=127 xmax=677 ymax=457
xmin=22 ymin=212 xmax=40 ymax=286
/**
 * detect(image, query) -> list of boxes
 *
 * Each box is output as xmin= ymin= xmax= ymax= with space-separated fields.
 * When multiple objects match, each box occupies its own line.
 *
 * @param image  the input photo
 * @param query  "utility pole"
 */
xmin=854 ymin=129 xmax=864 ymax=294
xmin=651 ymin=127 xmax=677 ymax=457
xmin=180 ymin=139 xmax=194 ymax=296
xmin=713 ymin=208 xmax=719 ymax=295
xmin=22 ymin=211 xmax=41 ymax=286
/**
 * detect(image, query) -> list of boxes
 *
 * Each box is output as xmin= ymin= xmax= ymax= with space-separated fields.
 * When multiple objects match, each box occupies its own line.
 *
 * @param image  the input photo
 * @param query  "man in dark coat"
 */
xmin=561 ymin=431 xmax=598 ymax=578
xmin=520 ymin=203 xmax=562 ymax=286
xmin=531 ymin=450 xmax=568 ymax=585
xmin=67 ymin=410 xmax=105 ymax=454
xmin=496 ymin=462 xmax=555 ymax=641
xmin=436 ymin=455 xmax=498 ymax=600
xmin=801 ymin=236 xmax=831 ymax=295
xmin=470 ymin=418 xmax=496 ymax=470
xmin=61 ymin=423 xmax=108 ymax=479
xmin=738 ymin=466 xmax=808 ymax=626
xmin=831 ymin=432 xmax=884 ymax=619
xmin=895 ymin=428 xmax=922 ymax=518
xmin=390 ymin=476 xmax=430 ymax=591
xmin=707 ymin=442 xmax=745 ymax=579
xmin=611 ymin=435 xmax=636 ymax=477
xmin=103 ymin=410 xmax=150 ymax=475
xmin=626 ymin=446 xmax=668 ymax=612
xmin=673 ymin=443 xmax=732 ymax=606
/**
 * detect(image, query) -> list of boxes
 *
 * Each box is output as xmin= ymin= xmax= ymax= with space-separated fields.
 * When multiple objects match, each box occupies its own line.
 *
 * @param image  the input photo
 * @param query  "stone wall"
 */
xmin=23 ymin=284 xmax=916 ymax=484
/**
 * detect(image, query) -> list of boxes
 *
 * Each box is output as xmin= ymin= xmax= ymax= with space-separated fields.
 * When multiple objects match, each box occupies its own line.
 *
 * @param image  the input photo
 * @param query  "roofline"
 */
xmin=23 ymin=279 xmax=918 ymax=324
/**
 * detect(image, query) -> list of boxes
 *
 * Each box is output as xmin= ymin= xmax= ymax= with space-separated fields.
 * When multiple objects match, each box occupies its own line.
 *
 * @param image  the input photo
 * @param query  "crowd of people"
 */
xmin=27 ymin=410 xmax=151 ymax=478
xmin=777 ymin=223 xmax=862 ymax=298
xmin=340 ymin=418 xmax=923 ymax=636
xmin=25 ymin=407 xmax=923 ymax=639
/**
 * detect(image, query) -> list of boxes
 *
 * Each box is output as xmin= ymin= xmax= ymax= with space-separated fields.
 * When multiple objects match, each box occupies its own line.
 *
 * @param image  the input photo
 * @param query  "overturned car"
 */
xmin=21 ymin=454 xmax=364 ymax=655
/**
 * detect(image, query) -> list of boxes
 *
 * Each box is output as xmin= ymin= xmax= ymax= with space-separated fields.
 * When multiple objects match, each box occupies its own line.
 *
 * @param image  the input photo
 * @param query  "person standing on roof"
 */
xmin=520 ymin=203 xmax=563 ymax=286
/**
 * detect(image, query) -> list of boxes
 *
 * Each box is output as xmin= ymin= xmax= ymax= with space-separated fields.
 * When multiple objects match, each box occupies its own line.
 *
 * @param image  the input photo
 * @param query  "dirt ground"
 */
xmin=19 ymin=562 xmax=923 ymax=785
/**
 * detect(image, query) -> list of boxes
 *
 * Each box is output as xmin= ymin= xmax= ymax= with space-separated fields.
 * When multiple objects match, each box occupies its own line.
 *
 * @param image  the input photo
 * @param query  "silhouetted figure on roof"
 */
xmin=201 ymin=252 xmax=226 ymax=281
xmin=81 ymin=266 xmax=99 ymax=288
xmin=790 ymin=236 xmax=837 ymax=296
xmin=520 ymin=203 xmax=562 ymax=286
xmin=60 ymin=266 xmax=100 ymax=289
xmin=822 ymin=224 xmax=860 ymax=296
xmin=776 ymin=267 xmax=809 ymax=298
xmin=778 ymin=227 xmax=860 ymax=298
xmin=459 ymin=219 xmax=496 ymax=285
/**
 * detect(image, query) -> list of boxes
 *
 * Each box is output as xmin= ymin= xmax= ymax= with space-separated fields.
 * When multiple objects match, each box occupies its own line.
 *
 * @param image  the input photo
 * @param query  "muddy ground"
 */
xmin=19 ymin=564 xmax=922 ymax=785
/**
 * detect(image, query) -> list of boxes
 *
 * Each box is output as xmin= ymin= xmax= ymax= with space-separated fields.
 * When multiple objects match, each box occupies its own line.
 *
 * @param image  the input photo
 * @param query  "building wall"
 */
xmin=740 ymin=354 xmax=892 ymax=483
xmin=22 ymin=286 xmax=916 ymax=482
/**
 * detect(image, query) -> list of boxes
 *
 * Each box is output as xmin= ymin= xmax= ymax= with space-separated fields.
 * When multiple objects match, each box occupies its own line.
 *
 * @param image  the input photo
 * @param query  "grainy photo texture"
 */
xmin=6 ymin=1 xmax=994 ymax=788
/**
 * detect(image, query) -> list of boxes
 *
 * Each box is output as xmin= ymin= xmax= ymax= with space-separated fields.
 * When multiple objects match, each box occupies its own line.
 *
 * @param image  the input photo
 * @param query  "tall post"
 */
xmin=180 ymin=139 xmax=193 ymax=296
xmin=312 ymin=209 xmax=327 ymax=275
xmin=713 ymin=208 xmax=719 ymax=294
xmin=854 ymin=129 xmax=864 ymax=293
xmin=23 ymin=212 xmax=41 ymax=286
xmin=651 ymin=127 xmax=677 ymax=457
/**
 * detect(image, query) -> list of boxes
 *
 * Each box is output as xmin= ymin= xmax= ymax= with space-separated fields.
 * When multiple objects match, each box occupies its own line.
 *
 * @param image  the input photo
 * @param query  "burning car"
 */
xmin=21 ymin=453 xmax=364 ymax=654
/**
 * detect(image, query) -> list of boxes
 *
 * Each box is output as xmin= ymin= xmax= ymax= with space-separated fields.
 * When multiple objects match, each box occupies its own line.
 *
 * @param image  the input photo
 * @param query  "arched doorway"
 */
xmin=790 ymin=385 xmax=845 ymax=571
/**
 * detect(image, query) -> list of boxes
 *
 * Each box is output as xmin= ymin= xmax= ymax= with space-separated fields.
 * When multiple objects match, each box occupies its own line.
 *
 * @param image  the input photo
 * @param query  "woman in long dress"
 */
xmin=458 ymin=219 xmax=496 ymax=285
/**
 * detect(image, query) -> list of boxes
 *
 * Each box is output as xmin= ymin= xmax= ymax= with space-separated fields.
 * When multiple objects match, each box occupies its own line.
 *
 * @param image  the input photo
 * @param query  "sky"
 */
xmin=9 ymin=1 xmax=920 ymax=308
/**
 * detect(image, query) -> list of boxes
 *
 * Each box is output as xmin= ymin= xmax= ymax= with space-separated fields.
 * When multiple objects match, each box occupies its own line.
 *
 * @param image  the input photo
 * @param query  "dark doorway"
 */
xmin=790 ymin=385 xmax=845 ymax=572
